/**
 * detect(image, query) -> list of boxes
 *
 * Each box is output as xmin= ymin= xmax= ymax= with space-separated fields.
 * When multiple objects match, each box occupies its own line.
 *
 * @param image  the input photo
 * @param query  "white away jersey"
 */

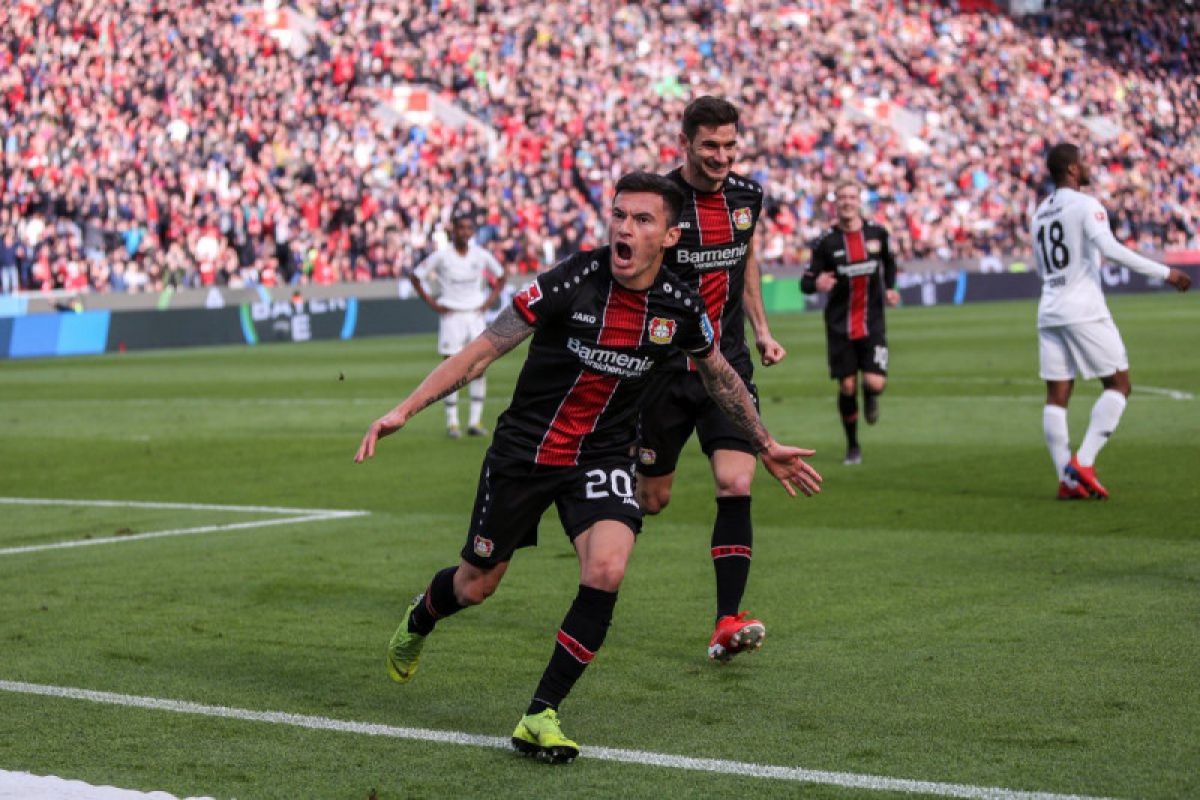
xmin=1031 ymin=187 xmax=1170 ymax=327
xmin=411 ymin=243 xmax=504 ymax=311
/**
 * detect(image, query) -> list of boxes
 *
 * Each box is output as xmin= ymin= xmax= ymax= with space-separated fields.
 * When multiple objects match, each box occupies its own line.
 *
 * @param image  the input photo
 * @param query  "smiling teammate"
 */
xmin=636 ymin=97 xmax=789 ymax=663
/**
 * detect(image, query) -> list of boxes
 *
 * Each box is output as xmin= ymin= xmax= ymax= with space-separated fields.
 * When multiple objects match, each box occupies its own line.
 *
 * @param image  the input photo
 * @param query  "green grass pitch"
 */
xmin=0 ymin=293 xmax=1197 ymax=799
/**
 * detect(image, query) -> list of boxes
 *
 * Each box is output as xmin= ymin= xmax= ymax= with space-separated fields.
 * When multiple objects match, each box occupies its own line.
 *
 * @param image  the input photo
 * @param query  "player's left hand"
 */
xmin=354 ymin=412 xmax=406 ymax=463
xmin=756 ymin=335 xmax=787 ymax=366
xmin=886 ymin=289 xmax=900 ymax=307
xmin=1166 ymin=268 xmax=1191 ymax=292
xmin=759 ymin=442 xmax=822 ymax=498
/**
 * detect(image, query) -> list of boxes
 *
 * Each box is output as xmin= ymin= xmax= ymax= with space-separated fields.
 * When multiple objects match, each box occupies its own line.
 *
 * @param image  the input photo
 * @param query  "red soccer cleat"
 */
xmin=1057 ymin=480 xmax=1091 ymax=500
xmin=707 ymin=612 xmax=766 ymax=663
xmin=1064 ymin=455 xmax=1108 ymax=499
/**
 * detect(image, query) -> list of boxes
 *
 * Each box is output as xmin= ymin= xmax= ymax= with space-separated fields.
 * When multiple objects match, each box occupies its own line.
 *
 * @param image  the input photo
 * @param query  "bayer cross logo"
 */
xmin=647 ymin=317 xmax=677 ymax=344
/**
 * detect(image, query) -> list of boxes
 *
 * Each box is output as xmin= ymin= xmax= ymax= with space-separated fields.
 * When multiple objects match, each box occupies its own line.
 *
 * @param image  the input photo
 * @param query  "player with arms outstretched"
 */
xmin=1033 ymin=143 xmax=1191 ymax=499
xmin=356 ymin=172 xmax=822 ymax=764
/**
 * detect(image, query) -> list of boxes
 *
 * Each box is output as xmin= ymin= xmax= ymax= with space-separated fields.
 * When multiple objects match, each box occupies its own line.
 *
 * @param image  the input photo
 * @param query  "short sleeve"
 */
xmin=411 ymin=251 xmax=440 ymax=281
xmin=481 ymin=248 xmax=505 ymax=280
xmin=511 ymin=256 xmax=575 ymax=325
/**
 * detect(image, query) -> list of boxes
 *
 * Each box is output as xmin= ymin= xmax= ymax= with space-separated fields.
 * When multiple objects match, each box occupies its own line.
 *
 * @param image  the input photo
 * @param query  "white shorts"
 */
xmin=1038 ymin=319 xmax=1128 ymax=381
xmin=438 ymin=310 xmax=487 ymax=356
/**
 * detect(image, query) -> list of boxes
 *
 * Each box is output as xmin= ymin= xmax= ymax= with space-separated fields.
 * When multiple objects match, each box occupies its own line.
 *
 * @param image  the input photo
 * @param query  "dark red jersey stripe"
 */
xmin=695 ymin=191 xmax=734 ymax=246
xmin=689 ymin=191 xmax=733 ymax=370
xmin=536 ymin=284 xmax=647 ymax=465
xmin=844 ymin=230 xmax=869 ymax=340
xmin=711 ymin=545 xmax=752 ymax=559
xmin=556 ymin=629 xmax=595 ymax=664
xmin=599 ymin=285 xmax=648 ymax=347
xmin=536 ymin=371 xmax=619 ymax=466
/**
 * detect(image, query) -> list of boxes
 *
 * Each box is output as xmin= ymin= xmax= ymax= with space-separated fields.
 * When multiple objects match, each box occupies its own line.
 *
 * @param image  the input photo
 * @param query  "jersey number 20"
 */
xmin=1036 ymin=221 xmax=1070 ymax=272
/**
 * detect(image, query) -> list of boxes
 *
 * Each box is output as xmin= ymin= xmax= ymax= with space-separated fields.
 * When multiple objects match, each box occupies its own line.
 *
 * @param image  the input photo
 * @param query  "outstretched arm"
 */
xmin=354 ymin=306 xmax=534 ymax=461
xmin=692 ymin=348 xmax=822 ymax=497
xmin=742 ymin=236 xmax=786 ymax=366
xmin=1086 ymin=209 xmax=1190 ymax=290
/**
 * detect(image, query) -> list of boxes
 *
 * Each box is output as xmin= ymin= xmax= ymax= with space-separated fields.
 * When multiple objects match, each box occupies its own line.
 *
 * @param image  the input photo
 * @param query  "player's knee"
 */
xmin=716 ymin=472 xmax=754 ymax=498
xmin=582 ymin=559 xmax=627 ymax=592
xmin=455 ymin=571 xmax=502 ymax=606
xmin=1107 ymin=374 xmax=1132 ymax=397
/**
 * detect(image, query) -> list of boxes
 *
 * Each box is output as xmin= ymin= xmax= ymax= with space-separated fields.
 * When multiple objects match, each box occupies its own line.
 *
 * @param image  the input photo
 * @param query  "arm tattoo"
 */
xmin=695 ymin=353 xmax=771 ymax=452
xmin=405 ymin=308 xmax=533 ymax=417
xmin=482 ymin=305 xmax=535 ymax=355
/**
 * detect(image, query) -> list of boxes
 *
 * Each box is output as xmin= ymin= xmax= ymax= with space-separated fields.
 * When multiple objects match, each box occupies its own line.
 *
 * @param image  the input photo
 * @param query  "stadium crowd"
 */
xmin=1 ymin=0 xmax=1197 ymax=294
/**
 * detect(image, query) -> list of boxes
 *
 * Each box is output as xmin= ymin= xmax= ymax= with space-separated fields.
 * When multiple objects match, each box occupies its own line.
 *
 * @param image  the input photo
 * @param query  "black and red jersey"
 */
xmin=494 ymin=247 xmax=715 ymax=467
xmin=659 ymin=167 xmax=762 ymax=376
xmin=801 ymin=223 xmax=897 ymax=340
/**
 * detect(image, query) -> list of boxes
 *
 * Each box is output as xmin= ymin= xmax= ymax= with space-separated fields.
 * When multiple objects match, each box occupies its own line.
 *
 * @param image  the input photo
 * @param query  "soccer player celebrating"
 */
xmin=1032 ymin=143 xmax=1191 ymax=499
xmin=801 ymin=181 xmax=899 ymax=466
xmin=355 ymin=172 xmax=822 ymax=764
xmin=635 ymin=96 xmax=789 ymax=664
xmin=409 ymin=212 xmax=505 ymax=438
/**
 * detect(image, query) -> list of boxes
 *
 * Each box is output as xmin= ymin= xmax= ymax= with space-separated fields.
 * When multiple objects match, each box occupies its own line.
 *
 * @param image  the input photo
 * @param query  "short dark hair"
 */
xmin=681 ymin=96 xmax=739 ymax=141
xmin=1046 ymin=143 xmax=1081 ymax=184
xmin=614 ymin=171 xmax=685 ymax=227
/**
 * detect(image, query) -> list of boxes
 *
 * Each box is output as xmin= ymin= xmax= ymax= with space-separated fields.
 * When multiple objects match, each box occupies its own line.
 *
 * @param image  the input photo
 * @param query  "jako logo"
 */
xmin=572 ymin=312 xmax=596 ymax=324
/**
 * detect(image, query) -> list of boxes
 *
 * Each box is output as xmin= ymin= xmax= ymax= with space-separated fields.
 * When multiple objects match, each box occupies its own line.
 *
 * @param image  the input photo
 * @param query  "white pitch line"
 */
xmin=0 ymin=498 xmax=368 ymax=558
xmin=912 ymin=378 xmax=1194 ymax=400
xmin=0 ymin=680 xmax=1117 ymax=800
xmin=0 ymin=497 xmax=367 ymax=516
xmin=0 ymin=514 xmax=363 ymax=557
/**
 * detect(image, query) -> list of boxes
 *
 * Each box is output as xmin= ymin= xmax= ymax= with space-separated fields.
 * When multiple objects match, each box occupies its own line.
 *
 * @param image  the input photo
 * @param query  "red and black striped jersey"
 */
xmin=801 ymin=223 xmax=897 ymax=340
xmin=495 ymin=247 xmax=715 ymax=467
xmin=659 ymin=167 xmax=762 ymax=376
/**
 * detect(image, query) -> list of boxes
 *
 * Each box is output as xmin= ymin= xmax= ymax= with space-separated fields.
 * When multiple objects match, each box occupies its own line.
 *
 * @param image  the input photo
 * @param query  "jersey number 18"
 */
xmin=1036 ymin=221 xmax=1070 ymax=273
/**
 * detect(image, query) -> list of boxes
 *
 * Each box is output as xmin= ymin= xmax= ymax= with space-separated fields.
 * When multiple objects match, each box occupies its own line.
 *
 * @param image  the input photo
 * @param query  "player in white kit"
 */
xmin=1032 ymin=143 xmax=1191 ymax=499
xmin=410 ymin=214 xmax=506 ymax=438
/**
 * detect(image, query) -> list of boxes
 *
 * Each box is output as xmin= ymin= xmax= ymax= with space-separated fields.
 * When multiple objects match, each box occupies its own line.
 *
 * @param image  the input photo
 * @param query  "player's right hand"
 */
xmin=1167 ymin=268 xmax=1192 ymax=292
xmin=815 ymin=272 xmax=837 ymax=293
xmin=759 ymin=443 xmax=822 ymax=498
xmin=354 ymin=413 xmax=405 ymax=462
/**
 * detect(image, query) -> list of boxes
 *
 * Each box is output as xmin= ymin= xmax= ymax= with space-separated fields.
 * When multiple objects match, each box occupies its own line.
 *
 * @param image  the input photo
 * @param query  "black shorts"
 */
xmin=461 ymin=449 xmax=643 ymax=569
xmin=635 ymin=370 xmax=759 ymax=478
xmin=827 ymin=331 xmax=889 ymax=379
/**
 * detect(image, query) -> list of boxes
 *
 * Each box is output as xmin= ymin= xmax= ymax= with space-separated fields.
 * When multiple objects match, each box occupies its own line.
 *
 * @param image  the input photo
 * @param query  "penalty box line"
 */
xmin=0 ymin=497 xmax=368 ymax=558
xmin=0 ymin=680 xmax=1117 ymax=800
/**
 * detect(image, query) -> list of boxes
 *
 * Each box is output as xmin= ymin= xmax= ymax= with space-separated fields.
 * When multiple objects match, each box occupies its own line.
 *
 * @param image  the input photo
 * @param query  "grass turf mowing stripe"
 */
xmin=0 ymin=680 xmax=1118 ymax=800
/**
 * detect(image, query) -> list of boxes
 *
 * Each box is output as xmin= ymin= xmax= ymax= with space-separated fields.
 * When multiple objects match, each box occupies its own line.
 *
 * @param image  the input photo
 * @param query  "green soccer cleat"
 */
xmin=385 ymin=595 xmax=426 ymax=684
xmin=511 ymin=708 xmax=580 ymax=764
